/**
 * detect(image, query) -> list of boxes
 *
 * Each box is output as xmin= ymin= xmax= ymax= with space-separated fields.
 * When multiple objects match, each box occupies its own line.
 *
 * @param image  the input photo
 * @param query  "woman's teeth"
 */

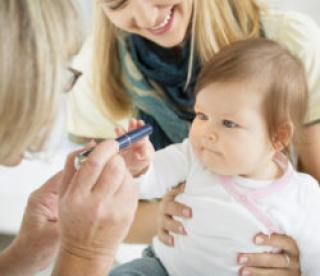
xmin=151 ymin=8 xmax=173 ymax=30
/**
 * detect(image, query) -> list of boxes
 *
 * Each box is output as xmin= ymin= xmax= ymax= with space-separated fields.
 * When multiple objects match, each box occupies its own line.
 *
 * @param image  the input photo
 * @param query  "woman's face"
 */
xmin=100 ymin=0 xmax=193 ymax=48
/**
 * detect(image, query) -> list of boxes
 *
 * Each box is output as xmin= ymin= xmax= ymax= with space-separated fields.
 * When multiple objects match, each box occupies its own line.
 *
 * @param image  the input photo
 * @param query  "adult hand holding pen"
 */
xmin=115 ymin=119 xmax=155 ymax=177
xmin=53 ymin=140 xmax=138 ymax=275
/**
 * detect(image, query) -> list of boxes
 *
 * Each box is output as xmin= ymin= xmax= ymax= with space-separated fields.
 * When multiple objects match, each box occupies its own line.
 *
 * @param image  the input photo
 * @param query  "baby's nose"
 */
xmin=208 ymin=132 xmax=218 ymax=143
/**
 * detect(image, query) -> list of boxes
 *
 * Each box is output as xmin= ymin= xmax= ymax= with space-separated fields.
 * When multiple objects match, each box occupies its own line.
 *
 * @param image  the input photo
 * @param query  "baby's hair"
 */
xmin=195 ymin=38 xmax=308 ymax=146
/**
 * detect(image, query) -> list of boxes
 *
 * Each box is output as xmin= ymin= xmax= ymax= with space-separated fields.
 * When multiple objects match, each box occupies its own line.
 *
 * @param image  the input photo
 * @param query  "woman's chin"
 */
xmin=145 ymin=33 xmax=185 ymax=48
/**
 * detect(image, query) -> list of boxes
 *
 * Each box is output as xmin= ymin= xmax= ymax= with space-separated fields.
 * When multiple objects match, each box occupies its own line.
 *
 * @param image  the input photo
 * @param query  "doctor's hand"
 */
xmin=1 ymin=172 xmax=62 ymax=275
xmin=58 ymin=140 xmax=138 ymax=267
xmin=115 ymin=118 xmax=155 ymax=177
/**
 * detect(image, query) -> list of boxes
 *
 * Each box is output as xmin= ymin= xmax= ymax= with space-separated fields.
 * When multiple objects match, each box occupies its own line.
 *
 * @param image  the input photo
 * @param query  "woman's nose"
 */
xmin=132 ymin=0 xmax=158 ymax=28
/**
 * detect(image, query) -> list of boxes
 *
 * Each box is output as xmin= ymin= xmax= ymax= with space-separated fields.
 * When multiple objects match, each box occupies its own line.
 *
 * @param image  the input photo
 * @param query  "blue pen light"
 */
xmin=117 ymin=124 xmax=153 ymax=150
xmin=74 ymin=124 xmax=153 ymax=169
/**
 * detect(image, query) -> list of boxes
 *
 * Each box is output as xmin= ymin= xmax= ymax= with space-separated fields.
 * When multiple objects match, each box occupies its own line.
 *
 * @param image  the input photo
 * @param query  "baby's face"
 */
xmin=190 ymin=81 xmax=276 ymax=179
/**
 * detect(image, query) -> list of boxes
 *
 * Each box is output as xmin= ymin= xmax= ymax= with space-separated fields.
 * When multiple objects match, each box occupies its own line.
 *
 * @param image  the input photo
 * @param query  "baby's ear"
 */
xmin=272 ymin=122 xmax=294 ymax=151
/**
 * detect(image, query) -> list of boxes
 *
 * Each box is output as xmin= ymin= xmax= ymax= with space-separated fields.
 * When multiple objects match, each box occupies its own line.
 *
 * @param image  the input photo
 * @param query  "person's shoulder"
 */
xmin=71 ymin=35 xmax=94 ymax=74
xmin=262 ymin=10 xmax=320 ymax=53
xmin=291 ymin=170 xmax=320 ymax=204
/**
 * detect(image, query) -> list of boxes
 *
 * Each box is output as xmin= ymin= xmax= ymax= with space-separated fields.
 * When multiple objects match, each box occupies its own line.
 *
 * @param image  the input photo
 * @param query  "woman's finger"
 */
xmin=158 ymin=228 xmax=174 ymax=247
xmin=163 ymin=182 xmax=186 ymax=201
xmin=159 ymin=215 xmax=187 ymax=235
xmin=239 ymin=267 xmax=293 ymax=276
xmin=253 ymin=233 xmax=299 ymax=256
xmin=160 ymin=199 xmax=192 ymax=218
xmin=237 ymin=252 xmax=298 ymax=269
xmin=69 ymin=140 xmax=119 ymax=194
xmin=94 ymin=154 xmax=126 ymax=195
xmin=60 ymin=147 xmax=89 ymax=196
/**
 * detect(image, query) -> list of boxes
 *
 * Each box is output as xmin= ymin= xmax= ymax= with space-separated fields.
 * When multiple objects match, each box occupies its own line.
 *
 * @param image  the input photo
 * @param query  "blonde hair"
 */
xmin=93 ymin=0 xmax=263 ymax=120
xmin=0 ymin=0 xmax=82 ymax=164
xmin=196 ymin=38 xmax=308 ymax=145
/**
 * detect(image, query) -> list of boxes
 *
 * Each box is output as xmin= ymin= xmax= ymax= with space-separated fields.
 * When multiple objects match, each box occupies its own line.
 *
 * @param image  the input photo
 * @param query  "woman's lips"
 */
xmin=147 ymin=6 xmax=175 ymax=36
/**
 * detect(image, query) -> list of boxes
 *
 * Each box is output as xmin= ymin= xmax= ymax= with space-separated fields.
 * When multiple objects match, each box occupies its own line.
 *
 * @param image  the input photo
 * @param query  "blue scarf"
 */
xmin=119 ymin=35 xmax=201 ymax=149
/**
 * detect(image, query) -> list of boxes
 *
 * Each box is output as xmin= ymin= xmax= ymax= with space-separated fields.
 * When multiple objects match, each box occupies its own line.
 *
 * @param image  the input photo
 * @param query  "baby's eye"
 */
xmin=223 ymin=120 xmax=238 ymax=128
xmin=195 ymin=112 xmax=208 ymax=121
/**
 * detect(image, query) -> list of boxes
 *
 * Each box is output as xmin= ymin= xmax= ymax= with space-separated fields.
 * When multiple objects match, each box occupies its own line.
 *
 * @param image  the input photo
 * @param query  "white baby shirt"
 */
xmin=137 ymin=139 xmax=320 ymax=276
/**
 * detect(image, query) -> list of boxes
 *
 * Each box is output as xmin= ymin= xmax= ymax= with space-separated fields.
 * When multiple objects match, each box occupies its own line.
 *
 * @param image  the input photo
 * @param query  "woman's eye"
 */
xmin=223 ymin=120 xmax=238 ymax=128
xmin=106 ymin=0 xmax=127 ymax=10
xmin=195 ymin=112 xmax=208 ymax=121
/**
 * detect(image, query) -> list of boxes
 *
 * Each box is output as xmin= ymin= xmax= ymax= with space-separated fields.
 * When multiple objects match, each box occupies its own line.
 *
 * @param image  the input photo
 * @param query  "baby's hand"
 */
xmin=115 ymin=119 xmax=155 ymax=177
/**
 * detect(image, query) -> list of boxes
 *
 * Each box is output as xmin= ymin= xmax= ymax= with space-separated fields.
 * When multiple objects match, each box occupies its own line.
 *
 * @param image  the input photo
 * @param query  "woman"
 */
xmin=68 ymin=0 xmax=320 ymax=275
xmin=0 ymin=0 xmax=137 ymax=275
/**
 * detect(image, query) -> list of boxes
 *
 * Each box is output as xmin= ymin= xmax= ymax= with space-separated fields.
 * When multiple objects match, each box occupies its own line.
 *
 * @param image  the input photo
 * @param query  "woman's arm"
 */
xmin=124 ymin=183 xmax=191 ymax=245
xmin=296 ymin=123 xmax=320 ymax=182
xmin=0 ymin=173 xmax=62 ymax=276
xmin=124 ymin=200 xmax=160 ymax=244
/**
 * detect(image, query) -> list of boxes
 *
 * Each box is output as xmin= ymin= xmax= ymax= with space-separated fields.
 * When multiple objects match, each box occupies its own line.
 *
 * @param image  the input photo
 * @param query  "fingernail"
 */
xmin=182 ymin=209 xmax=191 ymax=218
xmin=239 ymin=256 xmax=248 ymax=264
xmin=169 ymin=237 xmax=174 ymax=247
xmin=242 ymin=270 xmax=251 ymax=276
xmin=255 ymin=236 xmax=264 ymax=244
xmin=180 ymin=183 xmax=186 ymax=191
xmin=179 ymin=226 xmax=187 ymax=235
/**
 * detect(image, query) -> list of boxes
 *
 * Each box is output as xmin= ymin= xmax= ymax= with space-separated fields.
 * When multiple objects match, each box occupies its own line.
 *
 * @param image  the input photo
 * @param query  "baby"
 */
xmin=111 ymin=38 xmax=320 ymax=276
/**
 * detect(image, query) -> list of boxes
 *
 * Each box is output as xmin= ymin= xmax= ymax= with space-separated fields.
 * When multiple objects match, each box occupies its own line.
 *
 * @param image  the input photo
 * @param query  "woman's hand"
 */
xmin=158 ymin=185 xmax=301 ymax=276
xmin=115 ymin=119 xmax=155 ymax=177
xmin=238 ymin=233 xmax=300 ymax=276
xmin=57 ymin=140 xmax=138 ymax=267
xmin=0 ymin=172 xmax=62 ymax=275
xmin=157 ymin=182 xmax=192 ymax=246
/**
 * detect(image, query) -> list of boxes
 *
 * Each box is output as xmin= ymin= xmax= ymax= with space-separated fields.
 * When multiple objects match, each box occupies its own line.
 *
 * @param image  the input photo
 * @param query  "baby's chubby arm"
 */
xmin=116 ymin=119 xmax=191 ymax=199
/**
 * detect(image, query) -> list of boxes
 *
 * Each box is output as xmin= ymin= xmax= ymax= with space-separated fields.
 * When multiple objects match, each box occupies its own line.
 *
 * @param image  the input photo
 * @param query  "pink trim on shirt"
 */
xmin=218 ymin=163 xmax=294 ymax=233
xmin=247 ymin=163 xmax=294 ymax=199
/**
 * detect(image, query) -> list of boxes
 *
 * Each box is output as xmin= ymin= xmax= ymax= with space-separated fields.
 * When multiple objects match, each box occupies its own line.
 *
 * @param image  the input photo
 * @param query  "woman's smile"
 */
xmin=147 ymin=5 xmax=175 ymax=36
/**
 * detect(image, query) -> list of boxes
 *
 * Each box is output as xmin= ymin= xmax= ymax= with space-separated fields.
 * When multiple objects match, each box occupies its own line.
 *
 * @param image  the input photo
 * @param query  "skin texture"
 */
xmin=0 ymin=172 xmax=61 ymax=275
xmin=190 ymin=81 xmax=281 ymax=180
xmin=100 ymin=0 xmax=193 ymax=48
xmin=53 ymin=140 xmax=138 ymax=275
xmin=0 ymin=141 xmax=138 ymax=276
